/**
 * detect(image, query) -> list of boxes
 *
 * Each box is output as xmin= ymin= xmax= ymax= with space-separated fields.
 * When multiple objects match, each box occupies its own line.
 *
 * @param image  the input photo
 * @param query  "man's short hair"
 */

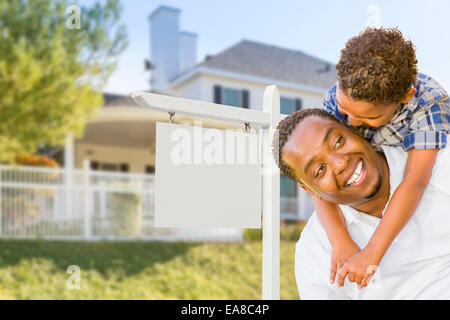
xmin=272 ymin=108 xmax=339 ymax=183
xmin=336 ymin=27 xmax=418 ymax=105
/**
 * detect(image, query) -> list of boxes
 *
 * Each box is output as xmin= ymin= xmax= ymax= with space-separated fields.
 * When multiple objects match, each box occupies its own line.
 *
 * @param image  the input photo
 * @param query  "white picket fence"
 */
xmin=0 ymin=162 xmax=242 ymax=241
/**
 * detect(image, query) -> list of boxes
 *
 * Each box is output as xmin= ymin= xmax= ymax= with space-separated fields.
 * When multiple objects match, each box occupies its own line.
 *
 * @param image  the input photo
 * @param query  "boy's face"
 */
xmin=335 ymin=86 xmax=401 ymax=128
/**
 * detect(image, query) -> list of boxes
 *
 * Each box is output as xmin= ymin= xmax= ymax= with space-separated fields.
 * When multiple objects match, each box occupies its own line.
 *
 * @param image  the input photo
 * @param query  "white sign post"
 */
xmin=262 ymin=86 xmax=281 ymax=300
xmin=131 ymin=85 xmax=281 ymax=300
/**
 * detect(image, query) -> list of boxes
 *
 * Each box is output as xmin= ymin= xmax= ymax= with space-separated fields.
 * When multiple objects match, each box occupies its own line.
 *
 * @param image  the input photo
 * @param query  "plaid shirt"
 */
xmin=323 ymin=73 xmax=450 ymax=151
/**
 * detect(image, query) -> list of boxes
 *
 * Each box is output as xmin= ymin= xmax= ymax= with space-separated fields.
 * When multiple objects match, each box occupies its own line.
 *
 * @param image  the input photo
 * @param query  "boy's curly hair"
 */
xmin=336 ymin=27 xmax=418 ymax=105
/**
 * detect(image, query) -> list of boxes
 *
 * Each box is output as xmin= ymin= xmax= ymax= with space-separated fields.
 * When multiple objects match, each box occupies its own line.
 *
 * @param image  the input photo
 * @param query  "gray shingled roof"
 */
xmin=188 ymin=40 xmax=337 ymax=90
xmin=102 ymin=93 xmax=134 ymax=107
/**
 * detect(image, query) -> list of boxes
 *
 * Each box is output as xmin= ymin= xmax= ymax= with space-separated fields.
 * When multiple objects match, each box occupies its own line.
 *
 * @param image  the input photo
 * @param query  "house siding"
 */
xmin=172 ymin=73 xmax=326 ymax=110
xmin=171 ymin=72 xmax=324 ymax=221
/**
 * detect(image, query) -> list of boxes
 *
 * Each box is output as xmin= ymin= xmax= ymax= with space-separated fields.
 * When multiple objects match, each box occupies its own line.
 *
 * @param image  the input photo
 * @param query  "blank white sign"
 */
xmin=155 ymin=122 xmax=261 ymax=228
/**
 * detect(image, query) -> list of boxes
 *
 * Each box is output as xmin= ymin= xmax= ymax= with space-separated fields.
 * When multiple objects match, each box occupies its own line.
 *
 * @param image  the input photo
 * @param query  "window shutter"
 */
xmin=295 ymin=98 xmax=302 ymax=110
xmin=241 ymin=90 xmax=249 ymax=108
xmin=120 ymin=163 xmax=129 ymax=173
xmin=90 ymin=161 xmax=99 ymax=170
xmin=213 ymin=85 xmax=222 ymax=104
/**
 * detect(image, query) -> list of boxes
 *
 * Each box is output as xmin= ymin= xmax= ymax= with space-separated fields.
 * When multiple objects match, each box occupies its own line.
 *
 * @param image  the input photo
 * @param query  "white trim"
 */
xmin=65 ymin=134 xmax=75 ymax=230
xmin=131 ymin=91 xmax=271 ymax=127
xmin=262 ymin=85 xmax=281 ymax=300
xmin=0 ymin=164 xmax=73 ymax=174
xmin=170 ymin=66 xmax=329 ymax=95
xmin=83 ymin=159 xmax=91 ymax=239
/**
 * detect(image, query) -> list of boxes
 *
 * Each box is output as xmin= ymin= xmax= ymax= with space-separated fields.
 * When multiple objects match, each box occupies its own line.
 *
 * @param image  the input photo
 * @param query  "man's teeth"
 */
xmin=346 ymin=161 xmax=363 ymax=186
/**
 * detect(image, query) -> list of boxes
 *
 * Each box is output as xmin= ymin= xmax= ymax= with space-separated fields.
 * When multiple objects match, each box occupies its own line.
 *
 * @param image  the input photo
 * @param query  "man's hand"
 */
xmin=330 ymin=239 xmax=360 ymax=284
xmin=336 ymin=247 xmax=381 ymax=289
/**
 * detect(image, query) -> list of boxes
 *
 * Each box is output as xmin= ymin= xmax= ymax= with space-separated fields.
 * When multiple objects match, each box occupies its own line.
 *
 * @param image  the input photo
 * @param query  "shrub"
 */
xmin=14 ymin=154 xmax=59 ymax=168
xmin=109 ymin=191 xmax=143 ymax=237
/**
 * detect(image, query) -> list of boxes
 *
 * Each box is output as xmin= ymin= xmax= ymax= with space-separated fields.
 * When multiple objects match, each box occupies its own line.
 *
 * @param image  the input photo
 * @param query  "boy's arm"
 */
xmin=336 ymin=148 xmax=438 ymax=288
xmin=313 ymin=196 xmax=360 ymax=283
xmin=365 ymin=148 xmax=438 ymax=260
xmin=313 ymin=197 xmax=350 ymax=244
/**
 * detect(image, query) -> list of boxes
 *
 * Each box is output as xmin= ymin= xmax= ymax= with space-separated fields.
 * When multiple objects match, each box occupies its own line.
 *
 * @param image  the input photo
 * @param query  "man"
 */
xmin=272 ymin=108 xmax=450 ymax=299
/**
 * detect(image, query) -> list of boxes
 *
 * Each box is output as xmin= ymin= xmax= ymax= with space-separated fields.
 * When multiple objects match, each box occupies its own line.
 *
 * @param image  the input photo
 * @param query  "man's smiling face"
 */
xmin=281 ymin=116 xmax=384 ymax=207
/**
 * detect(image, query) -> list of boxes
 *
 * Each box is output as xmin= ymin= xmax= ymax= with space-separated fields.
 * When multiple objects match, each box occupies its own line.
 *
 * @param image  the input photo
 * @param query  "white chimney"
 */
xmin=179 ymin=31 xmax=198 ymax=74
xmin=149 ymin=6 xmax=197 ymax=93
xmin=149 ymin=6 xmax=181 ymax=93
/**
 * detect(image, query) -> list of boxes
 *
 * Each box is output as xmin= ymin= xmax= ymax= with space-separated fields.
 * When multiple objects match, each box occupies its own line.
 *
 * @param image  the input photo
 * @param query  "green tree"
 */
xmin=0 ymin=0 xmax=128 ymax=162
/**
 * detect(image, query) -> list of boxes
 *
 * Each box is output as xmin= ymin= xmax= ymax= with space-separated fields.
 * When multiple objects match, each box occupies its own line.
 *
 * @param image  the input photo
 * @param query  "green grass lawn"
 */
xmin=0 ymin=239 xmax=299 ymax=300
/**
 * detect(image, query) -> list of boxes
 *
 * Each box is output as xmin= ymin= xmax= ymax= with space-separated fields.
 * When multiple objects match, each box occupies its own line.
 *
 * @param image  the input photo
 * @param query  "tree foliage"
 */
xmin=0 ymin=0 xmax=128 ymax=162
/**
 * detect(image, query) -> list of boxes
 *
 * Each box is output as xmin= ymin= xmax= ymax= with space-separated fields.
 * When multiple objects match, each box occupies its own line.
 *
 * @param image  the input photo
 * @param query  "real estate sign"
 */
xmin=155 ymin=121 xmax=261 ymax=228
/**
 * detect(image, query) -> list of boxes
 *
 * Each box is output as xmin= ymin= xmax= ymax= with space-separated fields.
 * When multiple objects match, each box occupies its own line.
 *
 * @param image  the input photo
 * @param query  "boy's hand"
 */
xmin=330 ymin=239 xmax=360 ymax=285
xmin=336 ymin=247 xmax=381 ymax=289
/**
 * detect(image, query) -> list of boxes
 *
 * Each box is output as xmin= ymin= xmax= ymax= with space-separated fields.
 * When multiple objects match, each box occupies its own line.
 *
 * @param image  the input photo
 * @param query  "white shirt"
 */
xmin=295 ymin=141 xmax=450 ymax=299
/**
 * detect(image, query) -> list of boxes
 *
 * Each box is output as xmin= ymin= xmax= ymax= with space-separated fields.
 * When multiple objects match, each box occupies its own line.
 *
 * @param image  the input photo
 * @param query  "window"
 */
xmin=213 ymin=85 xmax=250 ymax=108
xmin=89 ymin=161 xmax=129 ymax=172
xmin=214 ymin=85 xmax=222 ymax=104
xmin=281 ymin=175 xmax=299 ymax=219
xmin=90 ymin=161 xmax=99 ymax=170
xmin=280 ymin=98 xmax=295 ymax=115
xmin=242 ymin=90 xmax=249 ymax=108
xmin=145 ymin=165 xmax=155 ymax=174
xmin=100 ymin=163 xmax=118 ymax=172
xmin=224 ymin=88 xmax=240 ymax=107
xmin=280 ymin=97 xmax=302 ymax=115
xmin=281 ymin=175 xmax=298 ymax=198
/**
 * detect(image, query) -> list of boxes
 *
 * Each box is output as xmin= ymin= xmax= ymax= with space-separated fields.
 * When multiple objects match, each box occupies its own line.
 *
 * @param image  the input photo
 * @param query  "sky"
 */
xmin=81 ymin=0 xmax=450 ymax=95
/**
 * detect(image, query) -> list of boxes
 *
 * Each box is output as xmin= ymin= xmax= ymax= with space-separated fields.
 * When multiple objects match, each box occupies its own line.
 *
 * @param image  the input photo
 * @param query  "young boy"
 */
xmin=318 ymin=27 xmax=450 ymax=289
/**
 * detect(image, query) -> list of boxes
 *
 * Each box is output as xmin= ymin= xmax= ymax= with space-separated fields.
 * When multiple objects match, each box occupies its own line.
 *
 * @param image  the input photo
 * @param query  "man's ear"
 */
xmin=401 ymin=87 xmax=416 ymax=104
xmin=300 ymin=184 xmax=321 ymax=199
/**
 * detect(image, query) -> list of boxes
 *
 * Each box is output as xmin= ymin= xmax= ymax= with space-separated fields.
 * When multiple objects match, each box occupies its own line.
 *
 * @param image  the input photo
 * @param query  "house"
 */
xmin=73 ymin=5 xmax=337 ymax=221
